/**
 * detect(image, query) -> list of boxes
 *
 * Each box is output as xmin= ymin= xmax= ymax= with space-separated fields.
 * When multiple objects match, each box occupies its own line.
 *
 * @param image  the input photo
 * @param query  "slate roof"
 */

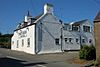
xmin=94 ymin=11 xmax=100 ymax=22
xmin=71 ymin=19 xmax=88 ymax=26
xmin=34 ymin=13 xmax=43 ymax=19
xmin=15 ymin=13 xmax=44 ymax=31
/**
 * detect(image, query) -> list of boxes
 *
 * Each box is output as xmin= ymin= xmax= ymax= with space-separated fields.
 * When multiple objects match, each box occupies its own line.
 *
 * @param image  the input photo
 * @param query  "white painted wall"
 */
xmin=35 ymin=13 xmax=62 ymax=54
xmin=11 ymin=4 xmax=95 ymax=54
xmin=63 ymin=20 xmax=95 ymax=51
xmin=11 ymin=16 xmax=94 ymax=54
xmin=63 ymin=30 xmax=80 ymax=50
xmin=80 ymin=20 xmax=95 ymax=46
xmin=11 ymin=25 xmax=36 ymax=54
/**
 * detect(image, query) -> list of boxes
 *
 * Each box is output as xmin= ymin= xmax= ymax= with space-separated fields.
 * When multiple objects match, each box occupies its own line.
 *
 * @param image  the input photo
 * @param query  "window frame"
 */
xmin=76 ymin=38 xmax=79 ymax=44
xmin=72 ymin=26 xmax=79 ymax=31
xmin=22 ymin=39 xmax=24 ymax=47
xmin=65 ymin=38 xmax=68 ymax=43
xmin=27 ymin=38 xmax=30 ymax=47
xmin=82 ymin=39 xmax=85 ymax=43
xmin=69 ymin=38 xmax=72 ymax=43
xmin=89 ymin=39 xmax=92 ymax=43
xmin=17 ymin=40 xmax=19 ymax=48
xmin=83 ymin=25 xmax=90 ymax=32
xmin=55 ymin=38 xmax=59 ymax=45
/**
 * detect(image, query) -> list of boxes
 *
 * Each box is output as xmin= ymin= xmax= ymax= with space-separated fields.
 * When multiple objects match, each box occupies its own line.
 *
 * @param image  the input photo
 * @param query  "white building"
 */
xmin=63 ymin=20 xmax=95 ymax=51
xmin=11 ymin=3 xmax=94 ymax=54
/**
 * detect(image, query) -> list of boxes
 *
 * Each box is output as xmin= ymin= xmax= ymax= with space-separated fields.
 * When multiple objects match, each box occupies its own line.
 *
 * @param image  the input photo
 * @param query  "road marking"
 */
xmin=6 ymin=56 xmax=23 ymax=61
xmin=37 ymin=64 xmax=47 ymax=67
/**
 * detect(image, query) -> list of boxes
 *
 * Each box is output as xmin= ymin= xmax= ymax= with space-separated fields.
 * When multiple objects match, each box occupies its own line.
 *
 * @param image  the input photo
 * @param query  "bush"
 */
xmin=79 ymin=45 xmax=96 ymax=60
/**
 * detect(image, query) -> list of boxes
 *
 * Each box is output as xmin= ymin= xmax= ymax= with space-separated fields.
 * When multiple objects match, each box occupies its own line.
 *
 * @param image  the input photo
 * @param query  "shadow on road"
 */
xmin=0 ymin=57 xmax=47 ymax=67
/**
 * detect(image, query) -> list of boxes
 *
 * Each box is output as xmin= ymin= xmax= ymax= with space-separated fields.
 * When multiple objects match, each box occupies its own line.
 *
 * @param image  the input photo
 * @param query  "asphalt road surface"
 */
xmin=0 ymin=48 xmax=80 ymax=67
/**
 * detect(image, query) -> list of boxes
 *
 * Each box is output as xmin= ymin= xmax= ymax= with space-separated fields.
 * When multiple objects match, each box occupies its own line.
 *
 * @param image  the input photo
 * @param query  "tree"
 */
xmin=0 ymin=32 xmax=2 ymax=35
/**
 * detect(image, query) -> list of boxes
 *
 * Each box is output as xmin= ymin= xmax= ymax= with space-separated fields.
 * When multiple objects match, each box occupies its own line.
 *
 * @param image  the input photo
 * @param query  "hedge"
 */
xmin=79 ymin=45 xmax=96 ymax=60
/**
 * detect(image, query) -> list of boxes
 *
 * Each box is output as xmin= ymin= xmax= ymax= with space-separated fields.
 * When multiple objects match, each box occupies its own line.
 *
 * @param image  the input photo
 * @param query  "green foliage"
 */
xmin=79 ymin=45 xmax=96 ymax=60
xmin=0 ymin=42 xmax=11 ymax=49
xmin=0 ymin=34 xmax=12 ymax=49
xmin=0 ymin=37 xmax=10 ymax=43
xmin=0 ymin=32 xmax=2 ymax=35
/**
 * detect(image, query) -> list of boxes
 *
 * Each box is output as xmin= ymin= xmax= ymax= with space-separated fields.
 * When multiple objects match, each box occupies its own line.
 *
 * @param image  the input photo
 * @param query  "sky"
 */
xmin=0 ymin=0 xmax=100 ymax=34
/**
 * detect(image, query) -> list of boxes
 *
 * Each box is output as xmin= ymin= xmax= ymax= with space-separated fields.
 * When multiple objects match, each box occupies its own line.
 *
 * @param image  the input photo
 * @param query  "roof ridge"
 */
xmin=34 ymin=13 xmax=43 ymax=19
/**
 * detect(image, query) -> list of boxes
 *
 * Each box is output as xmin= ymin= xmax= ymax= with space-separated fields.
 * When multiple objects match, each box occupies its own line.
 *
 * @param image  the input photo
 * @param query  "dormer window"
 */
xmin=63 ymin=25 xmax=68 ymax=30
xmin=83 ymin=26 xmax=90 ymax=32
xmin=63 ymin=24 xmax=69 ymax=30
xmin=72 ymin=26 xmax=79 ymax=31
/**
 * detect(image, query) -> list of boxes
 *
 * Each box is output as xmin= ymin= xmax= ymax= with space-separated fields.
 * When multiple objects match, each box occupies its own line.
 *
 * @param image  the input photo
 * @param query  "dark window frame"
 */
xmin=55 ymin=38 xmax=59 ymax=45
xmin=69 ymin=38 xmax=72 ymax=43
xmin=65 ymin=38 xmax=68 ymax=43
xmin=82 ymin=39 xmax=85 ymax=43
xmin=89 ymin=39 xmax=92 ymax=43
xmin=27 ymin=38 xmax=30 ymax=47
xmin=76 ymin=38 xmax=79 ymax=43
xmin=83 ymin=26 xmax=90 ymax=32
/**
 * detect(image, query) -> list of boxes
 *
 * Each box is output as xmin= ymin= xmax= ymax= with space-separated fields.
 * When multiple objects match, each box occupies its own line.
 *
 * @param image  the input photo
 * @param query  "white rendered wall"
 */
xmin=11 ymin=25 xmax=36 ymax=54
xmin=80 ymin=20 xmax=95 ymax=46
xmin=63 ymin=30 xmax=80 ymax=50
xmin=35 ymin=13 xmax=62 ymax=54
xmin=63 ymin=20 xmax=95 ymax=51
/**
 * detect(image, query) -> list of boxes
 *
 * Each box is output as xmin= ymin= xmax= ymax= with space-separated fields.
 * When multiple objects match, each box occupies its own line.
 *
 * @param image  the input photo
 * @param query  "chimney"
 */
xmin=24 ymin=11 xmax=32 ymax=22
xmin=44 ymin=3 xmax=54 ymax=14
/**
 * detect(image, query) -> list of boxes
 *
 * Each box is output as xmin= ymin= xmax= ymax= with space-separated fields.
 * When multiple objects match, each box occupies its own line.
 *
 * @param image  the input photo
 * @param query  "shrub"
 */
xmin=79 ymin=45 xmax=96 ymax=60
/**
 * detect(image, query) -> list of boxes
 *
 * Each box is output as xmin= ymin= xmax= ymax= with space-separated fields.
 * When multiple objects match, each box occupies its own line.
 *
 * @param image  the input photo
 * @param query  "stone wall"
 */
xmin=94 ymin=21 xmax=100 ymax=63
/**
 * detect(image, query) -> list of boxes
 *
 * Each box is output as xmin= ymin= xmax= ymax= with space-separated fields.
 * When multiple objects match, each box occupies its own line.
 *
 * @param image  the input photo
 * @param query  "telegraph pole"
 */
xmin=79 ymin=26 xmax=82 ymax=48
xmin=60 ymin=20 xmax=63 ymax=52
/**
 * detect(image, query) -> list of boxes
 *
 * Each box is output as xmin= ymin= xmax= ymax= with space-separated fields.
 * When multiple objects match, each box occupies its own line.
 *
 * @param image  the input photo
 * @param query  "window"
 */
xmin=83 ymin=26 xmax=90 ymax=32
xmin=27 ymin=38 xmax=30 ymax=47
xmin=63 ymin=24 xmax=68 ymax=30
xmin=69 ymin=38 xmax=72 ymax=43
xmin=65 ymin=38 xmax=68 ymax=43
xmin=55 ymin=38 xmax=59 ymax=45
xmin=22 ymin=39 xmax=24 ymax=47
xmin=82 ymin=39 xmax=85 ymax=43
xmin=17 ymin=40 xmax=19 ymax=48
xmin=89 ymin=39 xmax=92 ymax=43
xmin=72 ymin=26 xmax=79 ymax=31
xmin=76 ymin=38 xmax=79 ymax=43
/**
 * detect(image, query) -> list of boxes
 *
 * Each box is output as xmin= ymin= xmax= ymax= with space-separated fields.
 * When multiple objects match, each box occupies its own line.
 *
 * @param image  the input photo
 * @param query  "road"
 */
xmin=0 ymin=48 xmax=80 ymax=67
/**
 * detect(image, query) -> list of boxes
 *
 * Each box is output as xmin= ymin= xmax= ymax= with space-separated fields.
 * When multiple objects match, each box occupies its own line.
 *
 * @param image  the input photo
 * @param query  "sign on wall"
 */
xmin=17 ymin=28 xmax=28 ymax=38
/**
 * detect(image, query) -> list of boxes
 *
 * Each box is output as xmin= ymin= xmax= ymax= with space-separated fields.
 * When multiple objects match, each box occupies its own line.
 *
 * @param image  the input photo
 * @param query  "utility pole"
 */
xmin=79 ymin=26 xmax=82 ymax=48
xmin=60 ymin=20 xmax=63 ymax=52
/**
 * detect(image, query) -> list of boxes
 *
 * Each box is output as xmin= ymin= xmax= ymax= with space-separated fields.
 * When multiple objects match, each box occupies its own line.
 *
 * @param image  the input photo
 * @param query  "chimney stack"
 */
xmin=44 ymin=3 xmax=54 ymax=14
